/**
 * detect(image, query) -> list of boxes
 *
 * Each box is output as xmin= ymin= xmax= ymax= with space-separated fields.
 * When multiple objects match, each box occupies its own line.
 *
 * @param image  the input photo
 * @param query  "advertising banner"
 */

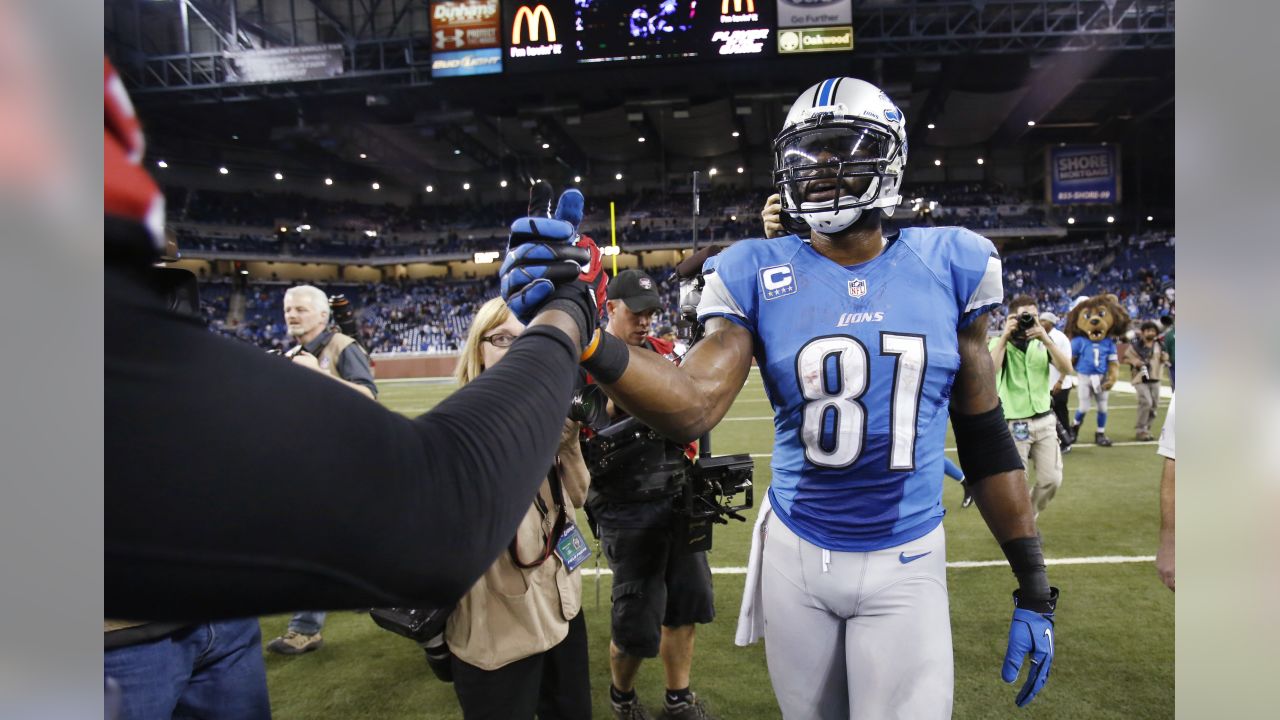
xmin=430 ymin=0 xmax=502 ymax=78
xmin=1047 ymin=144 xmax=1122 ymax=205
xmin=225 ymin=45 xmax=345 ymax=83
xmin=777 ymin=25 xmax=853 ymax=53
xmin=776 ymin=0 xmax=852 ymax=29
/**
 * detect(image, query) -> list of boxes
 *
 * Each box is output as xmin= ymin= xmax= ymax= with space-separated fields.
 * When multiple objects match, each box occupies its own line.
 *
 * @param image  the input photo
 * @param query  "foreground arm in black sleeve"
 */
xmin=105 ymin=264 xmax=582 ymax=620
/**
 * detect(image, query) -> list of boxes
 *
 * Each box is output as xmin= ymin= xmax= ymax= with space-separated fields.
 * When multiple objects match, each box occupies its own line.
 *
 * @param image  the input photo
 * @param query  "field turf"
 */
xmin=261 ymin=372 xmax=1173 ymax=719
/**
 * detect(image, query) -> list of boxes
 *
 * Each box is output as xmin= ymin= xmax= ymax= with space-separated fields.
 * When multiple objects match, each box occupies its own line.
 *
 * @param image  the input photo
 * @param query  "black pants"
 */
xmin=451 ymin=612 xmax=591 ymax=720
xmin=1051 ymin=387 xmax=1072 ymax=439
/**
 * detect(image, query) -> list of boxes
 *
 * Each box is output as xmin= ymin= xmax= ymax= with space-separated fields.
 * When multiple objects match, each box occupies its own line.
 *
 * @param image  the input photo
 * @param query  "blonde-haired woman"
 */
xmin=446 ymin=296 xmax=592 ymax=720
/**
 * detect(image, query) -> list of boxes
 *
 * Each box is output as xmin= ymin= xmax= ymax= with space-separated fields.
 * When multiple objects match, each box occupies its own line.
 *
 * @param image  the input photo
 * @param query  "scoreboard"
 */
xmin=433 ymin=1 xmax=854 ymax=77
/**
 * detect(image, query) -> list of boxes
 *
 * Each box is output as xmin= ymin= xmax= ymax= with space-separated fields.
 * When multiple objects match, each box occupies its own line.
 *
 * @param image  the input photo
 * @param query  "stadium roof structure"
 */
xmin=106 ymin=0 xmax=1174 ymax=200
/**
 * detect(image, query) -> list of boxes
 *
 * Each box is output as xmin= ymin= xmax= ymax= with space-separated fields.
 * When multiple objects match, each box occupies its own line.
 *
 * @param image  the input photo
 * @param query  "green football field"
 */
xmin=261 ymin=373 xmax=1174 ymax=719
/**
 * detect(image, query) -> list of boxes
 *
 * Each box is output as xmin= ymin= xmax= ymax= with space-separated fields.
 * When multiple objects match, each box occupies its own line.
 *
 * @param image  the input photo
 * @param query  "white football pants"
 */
xmin=761 ymin=516 xmax=953 ymax=720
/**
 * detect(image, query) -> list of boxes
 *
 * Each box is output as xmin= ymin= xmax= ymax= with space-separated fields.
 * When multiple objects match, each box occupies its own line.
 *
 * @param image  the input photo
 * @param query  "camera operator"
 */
xmin=989 ymin=296 xmax=1075 ymax=518
xmin=586 ymin=270 xmax=716 ymax=720
xmin=1040 ymin=312 xmax=1076 ymax=452
xmin=105 ymin=59 xmax=608 ymax=620
xmin=264 ymin=285 xmax=378 ymax=655
xmin=1124 ymin=321 xmax=1168 ymax=441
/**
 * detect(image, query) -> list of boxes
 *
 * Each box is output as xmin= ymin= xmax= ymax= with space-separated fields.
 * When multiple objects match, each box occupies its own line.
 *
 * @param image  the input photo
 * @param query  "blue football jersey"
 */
xmin=1071 ymin=336 xmax=1117 ymax=375
xmin=698 ymin=227 xmax=1002 ymax=551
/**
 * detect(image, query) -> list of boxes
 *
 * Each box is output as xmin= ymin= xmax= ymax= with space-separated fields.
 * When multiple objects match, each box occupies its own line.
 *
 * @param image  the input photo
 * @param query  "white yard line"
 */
xmin=582 ymin=555 xmax=1155 ymax=576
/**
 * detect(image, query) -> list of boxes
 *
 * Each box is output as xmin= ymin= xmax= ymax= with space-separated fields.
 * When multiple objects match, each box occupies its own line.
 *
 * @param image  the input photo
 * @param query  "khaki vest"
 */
xmin=286 ymin=331 xmax=359 ymax=380
xmin=446 ymin=421 xmax=590 ymax=670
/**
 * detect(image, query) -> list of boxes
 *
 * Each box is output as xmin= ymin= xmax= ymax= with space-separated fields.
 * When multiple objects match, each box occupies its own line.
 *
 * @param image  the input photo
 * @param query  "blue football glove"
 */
xmin=1003 ymin=587 xmax=1058 ymax=707
xmin=500 ymin=186 xmax=606 ymax=344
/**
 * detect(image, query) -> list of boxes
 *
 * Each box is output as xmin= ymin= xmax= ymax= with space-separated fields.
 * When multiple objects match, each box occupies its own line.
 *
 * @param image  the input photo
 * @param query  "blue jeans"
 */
xmin=287 ymin=611 xmax=326 ymax=635
xmin=103 ymin=619 xmax=270 ymax=720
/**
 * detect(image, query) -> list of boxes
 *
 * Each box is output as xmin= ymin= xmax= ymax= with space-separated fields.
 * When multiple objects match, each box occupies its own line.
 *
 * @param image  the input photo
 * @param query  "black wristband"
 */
xmin=542 ymin=295 xmax=591 ymax=351
xmin=581 ymin=330 xmax=630 ymax=385
xmin=1001 ymin=536 xmax=1052 ymax=604
xmin=951 ymin=402 xmax=1023 ymax=483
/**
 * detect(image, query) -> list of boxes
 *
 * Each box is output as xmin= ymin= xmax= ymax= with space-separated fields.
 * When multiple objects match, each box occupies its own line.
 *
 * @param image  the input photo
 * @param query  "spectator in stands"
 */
xmin=1125 ymin=321 xmax=1167 ymax=441
xmin=441 ymin=298 xmax=593 ymax=720
xmin=266 ymin=284 xmax=378 ymax=655
xmin=1040 ymin=312 xmax=1076 ymax=452
xmin=989 ymin=295 xmax=1075 ymax=517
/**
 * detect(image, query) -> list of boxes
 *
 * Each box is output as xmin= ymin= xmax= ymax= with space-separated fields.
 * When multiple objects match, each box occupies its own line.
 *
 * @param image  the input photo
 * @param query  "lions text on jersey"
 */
xmin=697 ymin=227 xmax=1002 ymax=551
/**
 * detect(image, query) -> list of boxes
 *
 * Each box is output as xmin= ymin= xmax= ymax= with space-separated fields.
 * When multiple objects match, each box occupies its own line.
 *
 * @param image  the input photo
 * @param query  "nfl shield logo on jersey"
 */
xmin=848 ymin=278 xmax=868 ymax=298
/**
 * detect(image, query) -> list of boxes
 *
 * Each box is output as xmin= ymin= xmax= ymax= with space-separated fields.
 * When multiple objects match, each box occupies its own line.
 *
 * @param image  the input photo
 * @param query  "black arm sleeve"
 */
xmin=105 ymin=265 xmax=578 ymax=620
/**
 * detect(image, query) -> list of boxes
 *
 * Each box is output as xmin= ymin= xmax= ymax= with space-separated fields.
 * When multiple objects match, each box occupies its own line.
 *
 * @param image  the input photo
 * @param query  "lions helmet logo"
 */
xmin=884 ymin=107 xmax=903 ymax=123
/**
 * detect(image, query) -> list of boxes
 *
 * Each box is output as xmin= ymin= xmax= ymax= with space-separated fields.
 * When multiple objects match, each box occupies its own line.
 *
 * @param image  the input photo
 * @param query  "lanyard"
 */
xmin=508 ymin=463 xmax=569 ymax=569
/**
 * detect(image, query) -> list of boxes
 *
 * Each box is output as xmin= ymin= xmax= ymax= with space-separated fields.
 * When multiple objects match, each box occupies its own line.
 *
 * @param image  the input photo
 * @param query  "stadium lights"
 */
xmin=240 ymin=268 xmax=249 ymax=275
xmin=324 ymin=177 xmax=333 ymax=186
xmin=474 ymin=251 xmax=500 ymax=264
xmin=730 ymin=215 xmax=738 ymax=221
xmin=1147 ymin=215 xmax=1154 ymax=221
xmin=500 ymin=180 xmax=508 ymax=188
xmin=638 ymin=136 xmax=646 ymax=143
xmin=574 ymin=175 xmax=582 ymax=183
xmin=927 ymin=123 xmax=936 ymax=129
xmin=463 ymin=182 xmax=471 ymax=190
xmin=601 ymin=245 xmax=621 ymax=257
xmin=615 ymin=172 xmax=623 ymax=180
xmin=709 ymin=168 xmax=718 ymax=176
xmin=359 ymin=153 xmax=367 ymax=159
xmin=425 ymin=185 xmax=434 ymax=193
xmin=1027 ymin=120 xmax=1037 ymax=126
xmin=274 ymin=172 xmax=284 ymax=180
xmin=737 ymin=167 xmax=744 ymax=174
xmin=542 ymin=143 xmax=550 ymax=149
xmin=934 ymin=159 xmax=942 ymax=166
xmin=364 ymin=230 xmax=378 ymax=238
xmin=371 ymin=182 xmax=380 ymax=190
xmin=1067 ymin=217 xmax=1076 ymax=225
xmin=279 ymin=226 xmax=288 ymax=233
xmin=732 ymin=131 xmax=740 ymax=137
xmin=218 ymin=166 xmax=229 ymax=175
xmin=156 ymin=160 xmax=168 ymax=169
xmin=976 ymin=158 xmax=984 ymax=165
xmin=1107 ymin=216 xmax=1115 ymax=223
xmin=454 ymin=149 xmax=462 ymax=155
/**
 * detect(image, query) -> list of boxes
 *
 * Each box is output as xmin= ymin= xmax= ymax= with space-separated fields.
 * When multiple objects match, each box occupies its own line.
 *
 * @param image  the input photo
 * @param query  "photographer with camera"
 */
xmin=586 ymin=270 xmax=717 ymax=720
xmin=989 ymin=296 xmax=1075 ymax=518
xmin=432 ymin=297 xmax=593 ymax=720
xmin=1124 ymin=321 xmax=1168 ymax=441
xmin=263 ymin=285 xmax=379 ymax=655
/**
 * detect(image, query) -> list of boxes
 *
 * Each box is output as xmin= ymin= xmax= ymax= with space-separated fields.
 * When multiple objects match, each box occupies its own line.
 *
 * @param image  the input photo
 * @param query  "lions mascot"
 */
xmin=1067 ymin=294 xmax=1130 ymax=447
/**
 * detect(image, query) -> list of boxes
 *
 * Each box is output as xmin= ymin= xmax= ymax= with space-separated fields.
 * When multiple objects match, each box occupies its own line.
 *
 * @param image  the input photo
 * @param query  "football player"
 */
xmin=503 ymin=77 xmax=1058 ymax=718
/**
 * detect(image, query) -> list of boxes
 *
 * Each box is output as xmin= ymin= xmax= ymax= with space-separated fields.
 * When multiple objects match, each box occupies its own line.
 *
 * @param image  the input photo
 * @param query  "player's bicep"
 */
xmin=951 ymin=313 xmax=1001 ymax=414
xmin=681 ymin=317 xmax=754 ymax=411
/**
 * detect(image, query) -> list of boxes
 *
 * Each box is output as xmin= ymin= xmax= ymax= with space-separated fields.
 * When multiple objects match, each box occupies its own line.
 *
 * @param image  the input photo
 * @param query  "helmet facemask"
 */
xmin=773 ymin=112 xmax=905 ymax=235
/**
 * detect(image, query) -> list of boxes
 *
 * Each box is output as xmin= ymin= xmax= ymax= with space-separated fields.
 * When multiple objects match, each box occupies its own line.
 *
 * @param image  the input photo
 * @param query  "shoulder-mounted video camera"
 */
xmin=582 ymin=416 xmax=753 ymax=552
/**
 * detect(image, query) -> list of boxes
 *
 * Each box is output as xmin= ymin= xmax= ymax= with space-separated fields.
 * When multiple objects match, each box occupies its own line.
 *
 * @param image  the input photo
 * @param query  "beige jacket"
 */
xmin=446 ymin=420 xmax=590 ymax=670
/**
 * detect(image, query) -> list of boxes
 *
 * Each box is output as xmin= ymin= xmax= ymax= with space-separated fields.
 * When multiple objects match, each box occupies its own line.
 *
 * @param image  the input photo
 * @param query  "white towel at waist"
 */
xmin=734 ymin=492 xmax=772 ymax=646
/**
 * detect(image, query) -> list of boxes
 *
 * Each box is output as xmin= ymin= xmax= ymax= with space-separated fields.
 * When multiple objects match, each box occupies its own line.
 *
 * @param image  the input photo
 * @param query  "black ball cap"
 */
xmin=606 ymin=269 xmax=662 ymax=313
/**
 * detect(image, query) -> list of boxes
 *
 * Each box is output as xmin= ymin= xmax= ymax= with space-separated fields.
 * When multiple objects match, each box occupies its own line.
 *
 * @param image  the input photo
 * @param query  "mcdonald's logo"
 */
xmin=722 ymin=0 xmax=755 ymax=13
xmin=512 ymin=4 xmax=556 ymax=45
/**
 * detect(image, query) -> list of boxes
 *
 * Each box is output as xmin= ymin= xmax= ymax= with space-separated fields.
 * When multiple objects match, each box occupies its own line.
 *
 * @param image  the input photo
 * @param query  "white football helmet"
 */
xmin=773 ymin=77 xmax=908 ymax=234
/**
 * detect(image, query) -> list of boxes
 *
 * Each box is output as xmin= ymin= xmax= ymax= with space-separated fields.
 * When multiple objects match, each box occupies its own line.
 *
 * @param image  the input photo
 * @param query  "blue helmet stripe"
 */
xmin=818 ymin=78 xmax=836 ymax=106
